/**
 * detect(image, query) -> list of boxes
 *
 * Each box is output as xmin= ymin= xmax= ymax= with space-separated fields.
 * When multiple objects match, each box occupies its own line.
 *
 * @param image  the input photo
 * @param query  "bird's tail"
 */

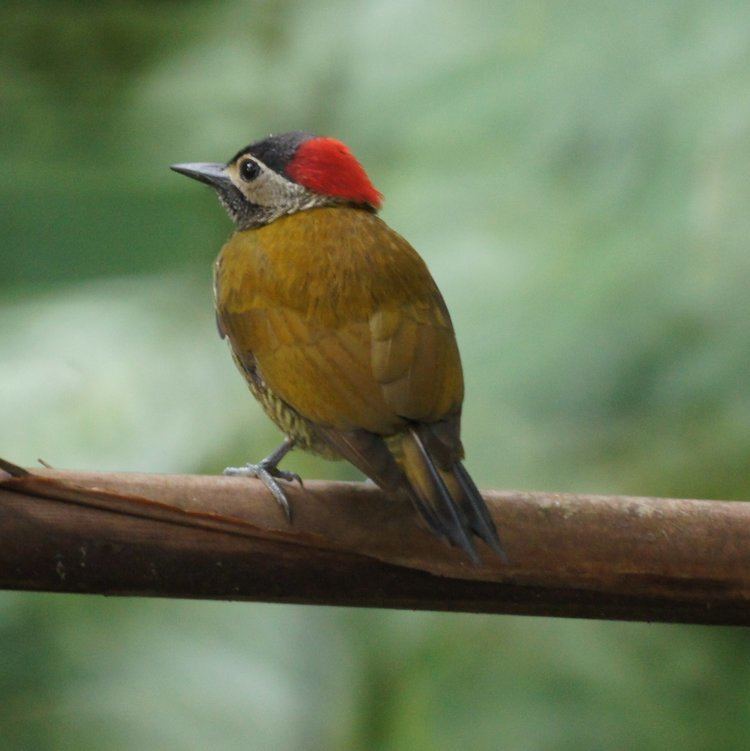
xmin=398 ymin=427 xmax=507 ymax=564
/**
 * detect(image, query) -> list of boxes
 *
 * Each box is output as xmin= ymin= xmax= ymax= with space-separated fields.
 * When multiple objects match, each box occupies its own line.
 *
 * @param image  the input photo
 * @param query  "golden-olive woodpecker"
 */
xmin=172 ymin=131 xmax=504 ymax=562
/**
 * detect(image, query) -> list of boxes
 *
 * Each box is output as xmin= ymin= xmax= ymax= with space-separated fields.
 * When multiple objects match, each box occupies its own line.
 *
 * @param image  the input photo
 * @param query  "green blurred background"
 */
xmin=2 ymin=1 xmax=750 ymax=748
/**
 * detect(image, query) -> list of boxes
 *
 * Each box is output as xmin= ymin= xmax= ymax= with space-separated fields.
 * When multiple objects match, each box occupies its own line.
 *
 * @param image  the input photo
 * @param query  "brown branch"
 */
xmin=1 ymin=460 xmax=749 ymax=626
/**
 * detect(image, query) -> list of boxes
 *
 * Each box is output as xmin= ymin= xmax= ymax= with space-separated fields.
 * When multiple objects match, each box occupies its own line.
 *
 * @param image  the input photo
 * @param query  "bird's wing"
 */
xmin=226 ymin=299 xmax=461 ymax=435
xmin=215 ymin=209 xmax=464 ymax=436
xmin=369 ymin=297 xmax=463 ymax=425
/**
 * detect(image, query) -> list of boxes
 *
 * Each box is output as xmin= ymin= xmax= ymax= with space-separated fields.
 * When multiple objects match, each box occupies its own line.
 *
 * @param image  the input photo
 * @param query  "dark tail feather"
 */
xmin=401 ymin=429 xmax=480 ymax=563
xmin=400 ymin=428 xmax=507 ymax=564
xmin=452 ymin=462 xmax=507 ymax=563
xmin=404 ymin=486 xmax=452 ymax=540
xmin=316 ymin=424 xmax=505 ymax=564
xmin=318 ymin=425 xmax=461 ymax=545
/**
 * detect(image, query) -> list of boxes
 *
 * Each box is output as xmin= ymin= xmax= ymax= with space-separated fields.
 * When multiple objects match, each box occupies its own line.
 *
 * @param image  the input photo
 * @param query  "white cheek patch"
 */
xmin=237 ymin=161 xmax=306 ymax=208
xmin=228 ymin=156 xmax=338 ymax=228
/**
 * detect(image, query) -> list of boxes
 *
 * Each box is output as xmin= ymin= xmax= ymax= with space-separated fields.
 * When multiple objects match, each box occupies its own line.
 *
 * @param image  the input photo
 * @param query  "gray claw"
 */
xmin=256 ymin=466 xmax=292 ymax=521
xmin=223 ymin=461 xmax=297 ymax=521
xmin=276 ymin=469 xmax=304 ymax=489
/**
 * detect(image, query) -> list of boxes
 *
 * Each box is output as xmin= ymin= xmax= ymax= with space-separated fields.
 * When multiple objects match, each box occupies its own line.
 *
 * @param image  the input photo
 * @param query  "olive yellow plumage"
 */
xmin=215 ymin=207 xmax=462 ymax=438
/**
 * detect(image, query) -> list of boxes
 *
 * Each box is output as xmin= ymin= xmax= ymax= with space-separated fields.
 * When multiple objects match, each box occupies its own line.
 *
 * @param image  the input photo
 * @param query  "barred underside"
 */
xmin=231 ymin=350 xmax=340 ymax=459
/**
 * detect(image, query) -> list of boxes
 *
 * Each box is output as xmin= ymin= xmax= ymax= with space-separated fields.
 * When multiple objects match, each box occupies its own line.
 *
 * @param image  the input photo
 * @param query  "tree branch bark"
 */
xmin=1 ymin=460 xmax=748 ymax=625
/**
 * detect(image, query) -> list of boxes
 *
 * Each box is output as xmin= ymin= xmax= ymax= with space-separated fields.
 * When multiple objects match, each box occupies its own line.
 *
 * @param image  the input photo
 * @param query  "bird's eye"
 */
xmin=240 ymin=159 xmax=261 ymax=182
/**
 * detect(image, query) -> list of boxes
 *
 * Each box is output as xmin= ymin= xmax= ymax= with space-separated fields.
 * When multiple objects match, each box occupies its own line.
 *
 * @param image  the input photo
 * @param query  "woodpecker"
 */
xmin=171 ymin=132 xmax=505 ymax=563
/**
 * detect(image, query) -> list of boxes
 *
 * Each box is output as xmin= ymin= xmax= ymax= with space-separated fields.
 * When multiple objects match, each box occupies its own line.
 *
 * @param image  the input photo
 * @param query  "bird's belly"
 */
xmin=230 ymin=350 xmax=339 ymax=459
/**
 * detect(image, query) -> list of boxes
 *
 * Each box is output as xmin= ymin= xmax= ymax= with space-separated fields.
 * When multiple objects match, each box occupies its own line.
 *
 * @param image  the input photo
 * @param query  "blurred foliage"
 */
xmin=2 ymin=0 xmax=750 ymax=748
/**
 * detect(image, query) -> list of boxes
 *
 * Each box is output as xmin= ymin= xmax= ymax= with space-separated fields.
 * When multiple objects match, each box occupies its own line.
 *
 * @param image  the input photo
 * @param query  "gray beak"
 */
xmin=170 ymin=162 xmax=232 ymax=191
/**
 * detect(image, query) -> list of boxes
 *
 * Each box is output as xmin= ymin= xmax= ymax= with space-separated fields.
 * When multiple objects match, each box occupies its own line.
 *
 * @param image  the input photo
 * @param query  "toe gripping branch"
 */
xmin=223 ymin=438 xmax=302 ymax=521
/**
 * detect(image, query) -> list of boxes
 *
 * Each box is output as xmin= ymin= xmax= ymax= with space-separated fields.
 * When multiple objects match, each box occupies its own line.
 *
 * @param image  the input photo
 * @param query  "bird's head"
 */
xmin=171 ymin=131 xmax=381 ymax=230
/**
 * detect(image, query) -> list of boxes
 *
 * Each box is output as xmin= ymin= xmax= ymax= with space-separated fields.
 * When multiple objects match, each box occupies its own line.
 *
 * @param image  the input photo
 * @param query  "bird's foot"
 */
xmin=223 ymin=460 xmax=302 ymax=521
